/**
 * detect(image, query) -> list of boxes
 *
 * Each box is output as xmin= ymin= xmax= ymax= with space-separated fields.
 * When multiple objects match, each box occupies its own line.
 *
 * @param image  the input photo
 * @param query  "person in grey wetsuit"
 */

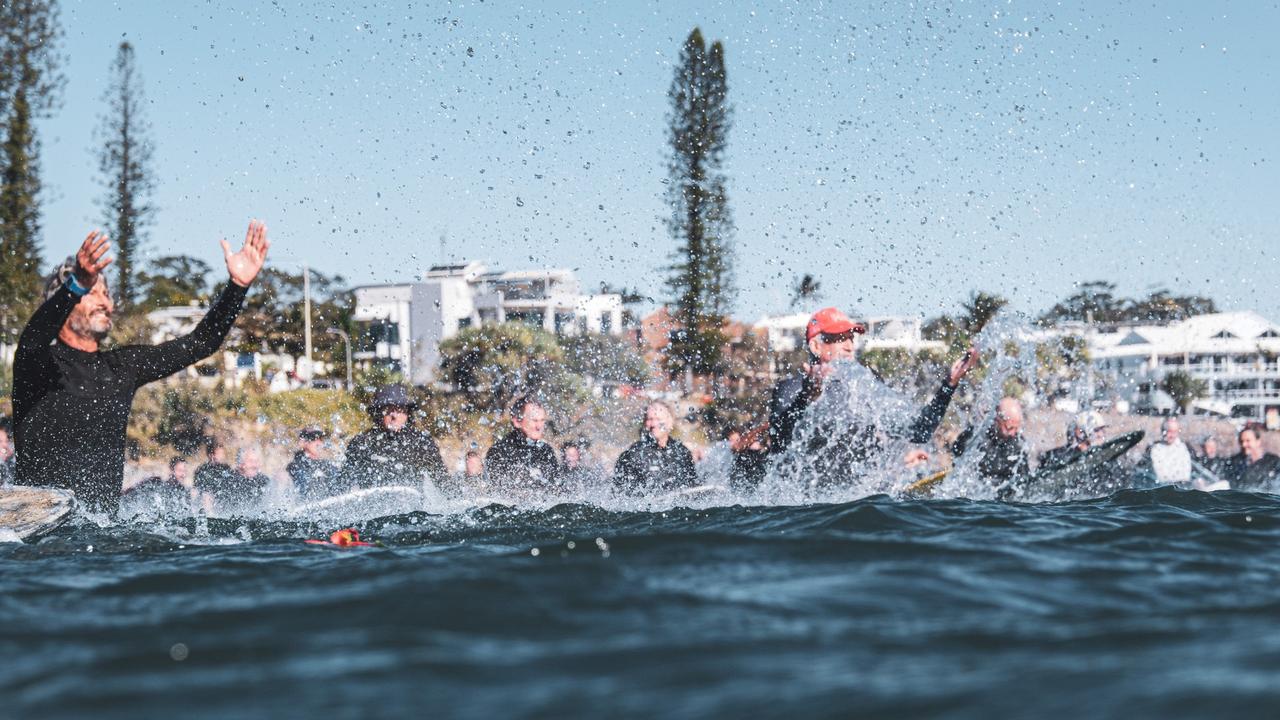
xmin=767 ymin=306 xmax=978 ymax=486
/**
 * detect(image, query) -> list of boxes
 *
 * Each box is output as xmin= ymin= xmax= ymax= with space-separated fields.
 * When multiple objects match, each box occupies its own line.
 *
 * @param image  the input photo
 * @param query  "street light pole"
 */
xmin=303 ymin=262 xmax=312 ymax=373
xmin=327 ymin=327 xmax=353 ymax=391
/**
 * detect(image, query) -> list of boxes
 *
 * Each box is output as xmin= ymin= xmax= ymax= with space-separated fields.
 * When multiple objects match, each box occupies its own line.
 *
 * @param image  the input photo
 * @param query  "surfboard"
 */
xmin=289 ymin=486 xmax=425 ymax=518
xmin=903 ymin=469 xmax=950 ymax=496
xmin=0 ymin=486 xmax=76 ymax=542
xmin=658 ymin=483 xmax=727 ymax=503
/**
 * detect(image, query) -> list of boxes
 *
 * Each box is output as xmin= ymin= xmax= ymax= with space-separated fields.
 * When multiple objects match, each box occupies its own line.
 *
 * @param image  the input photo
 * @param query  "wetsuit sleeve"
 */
xmin=339 ymin=433 xmax=371 ymax=488
xmin=422 ymin=437 xmax=447 ymax=484
xmin=13 ymin=286 xmax=81 ymax=394
xmin=950 ymin=426 xmax=975 ymax=457
xmin=126 ymin=281 xmax=250 ymax=387
xmin=612 ymin=446 xmax=639 ymax=494
xmin=900 ymin=379 xmax=958 ymax=444
xmin=766 ymin=373 xmax=817 ymax=456
xmin=678 ymin=444 xmax=698 ymax=489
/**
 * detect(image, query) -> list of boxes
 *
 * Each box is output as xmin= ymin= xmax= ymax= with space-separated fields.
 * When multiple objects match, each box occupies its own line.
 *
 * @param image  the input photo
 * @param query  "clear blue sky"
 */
xmin=40 ymin=0 xmax=1280 ymax=322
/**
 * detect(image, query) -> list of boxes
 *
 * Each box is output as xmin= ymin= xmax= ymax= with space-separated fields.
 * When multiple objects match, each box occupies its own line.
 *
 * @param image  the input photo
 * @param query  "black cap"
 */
xmin=299 ymin=427 xmax=326 ymax=441
xmin=370 ymin=384 xmax=416 ymax=411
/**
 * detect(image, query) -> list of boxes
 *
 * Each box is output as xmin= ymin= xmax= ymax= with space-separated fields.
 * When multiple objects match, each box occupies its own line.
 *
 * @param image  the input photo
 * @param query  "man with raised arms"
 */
xmin=767 ymin=307 xmax=978 ymax=485
xmin=11 ymin=222 xmax=269 ymax=513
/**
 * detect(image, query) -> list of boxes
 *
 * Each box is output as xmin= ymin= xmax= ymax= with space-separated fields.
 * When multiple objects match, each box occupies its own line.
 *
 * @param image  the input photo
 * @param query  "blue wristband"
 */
xmin=65 ymin=274 xmax=90 ymax=297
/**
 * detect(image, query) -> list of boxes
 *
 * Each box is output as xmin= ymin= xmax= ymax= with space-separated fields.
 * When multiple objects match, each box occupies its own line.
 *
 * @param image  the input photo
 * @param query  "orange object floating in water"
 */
xmin=306 ymin=528 xmax=375 ymax=547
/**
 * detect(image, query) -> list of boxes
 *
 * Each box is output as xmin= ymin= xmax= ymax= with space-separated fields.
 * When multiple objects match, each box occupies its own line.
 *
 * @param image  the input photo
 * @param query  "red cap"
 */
xmin=805 ymin=307 xmax=866 ymax=341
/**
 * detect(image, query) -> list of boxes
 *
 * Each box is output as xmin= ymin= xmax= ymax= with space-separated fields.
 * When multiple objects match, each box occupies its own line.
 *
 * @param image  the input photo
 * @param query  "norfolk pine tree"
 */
xmin=663 ymin=28 xmax=735 ymax=388
xmin=97 ymin=40 xmax=156 ymax=309
xmin=0 ymin=0 xmax=64 ymax=340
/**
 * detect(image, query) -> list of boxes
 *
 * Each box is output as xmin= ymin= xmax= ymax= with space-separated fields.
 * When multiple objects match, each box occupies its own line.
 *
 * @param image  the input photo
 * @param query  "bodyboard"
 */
xmin=289 ymin=486 xmax=425 ymax=519
xmin=1019 ymin=430 xmax=1145 ymax=500
xmin=0 ymin=486 xmax=76 ymax=541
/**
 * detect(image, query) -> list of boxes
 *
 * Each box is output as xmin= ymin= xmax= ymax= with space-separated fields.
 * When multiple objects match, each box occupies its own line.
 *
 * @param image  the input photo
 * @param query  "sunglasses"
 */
xmin=819 ymin=331 xmax=858 ymax=344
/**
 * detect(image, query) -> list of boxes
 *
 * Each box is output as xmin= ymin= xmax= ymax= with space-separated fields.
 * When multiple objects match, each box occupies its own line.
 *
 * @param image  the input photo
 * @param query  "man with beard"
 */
xmin=11 ymin=223 xmax=268 ymax=513
xmin=342 ymin=384 xmax=446 ymax=490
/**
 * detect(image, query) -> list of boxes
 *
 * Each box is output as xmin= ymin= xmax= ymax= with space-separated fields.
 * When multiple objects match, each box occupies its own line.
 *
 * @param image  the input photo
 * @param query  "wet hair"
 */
xmin=205 ymin=436 xmax=226 ymax=457
xmin=1239 ymin=423 xmax=1265 ymax=442
xmin=510 ymin=395 xmax=543 ymax=420
xmin=43 ymin=256 xmax=108 ymax=302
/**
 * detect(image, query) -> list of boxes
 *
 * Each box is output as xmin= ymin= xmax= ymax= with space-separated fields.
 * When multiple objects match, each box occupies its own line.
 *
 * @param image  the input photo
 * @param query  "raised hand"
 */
xmin=74 ymin=230 xmax=113 ymax=288
xmin=948 ymin=346 xmax=980 ymax=387
xmin=222 ymin=219 xmax=270 ymax=288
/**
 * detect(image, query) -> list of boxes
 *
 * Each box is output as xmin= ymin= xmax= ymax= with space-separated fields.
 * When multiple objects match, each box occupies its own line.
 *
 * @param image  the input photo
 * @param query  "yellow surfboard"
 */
xmin=903 ymin=469 xmax=950 ymax=496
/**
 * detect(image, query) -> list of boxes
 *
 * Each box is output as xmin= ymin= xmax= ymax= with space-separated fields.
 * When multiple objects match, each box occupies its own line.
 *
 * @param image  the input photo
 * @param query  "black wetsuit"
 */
xmin=612 ymin=434 xmax=697 ymax=495
xmin=484 ymin=430 xmax=559 ymax=492
xmin=12 ymin=281 xmax=248 ymax=512
xmin=199 ymin=471 xmax=270 ymax=514
xmin=729 ymin=446 xmax=770 ymax=492
xmin=1038 ymin=444 xmax=1086 ymax=472
xmin=766 ymin=367 xmax=958 ymax=484
xmin=120 ymin=475 xmax=193 ymax=516
xmin=951 ymin=425 xmax=1031 ymax=493
xmin=287 ymin=451 xmax=343 ymax=500
xmin=1227 ymin=452 xmax=1280 ymax=491
xmin=342 ymin=425 xmax=446 ymax=490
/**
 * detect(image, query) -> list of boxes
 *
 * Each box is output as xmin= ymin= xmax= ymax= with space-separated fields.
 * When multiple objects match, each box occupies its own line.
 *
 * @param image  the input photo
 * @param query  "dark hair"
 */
xmin=44 ymin=256 xmax=108 ymax=302
xmin=169 ymin=456 xmax=188 ymax=471
xmin=510 ymin=394 xmax=543 ymax=420
xmin=0 ymin=416 xmax=11 ymax=434
xmin=1239 ymin=422 xmax=1266 ymax=442
xmin=205 ymin=436 xmax=226 ymax=456
xmin=465 ymin=449 xmax=482 ymax=460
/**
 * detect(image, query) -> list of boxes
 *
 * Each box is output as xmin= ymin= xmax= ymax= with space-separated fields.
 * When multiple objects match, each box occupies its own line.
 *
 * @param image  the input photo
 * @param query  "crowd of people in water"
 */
xmin=4 ymin=223 xmax=1280 ymax=518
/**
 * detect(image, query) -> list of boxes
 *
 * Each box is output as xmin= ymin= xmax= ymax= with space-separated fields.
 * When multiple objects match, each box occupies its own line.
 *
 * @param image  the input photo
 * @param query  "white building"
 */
xmin=1090 ymin=311 xmax=1280 ymax=420
xmin=352 ymin=261 xmax=625 ymax=385
xmin=755 ymin=313 xmax=946 ymax=354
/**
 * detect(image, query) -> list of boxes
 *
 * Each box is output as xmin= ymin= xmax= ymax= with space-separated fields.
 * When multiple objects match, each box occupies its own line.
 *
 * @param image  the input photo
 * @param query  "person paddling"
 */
xmin=10 ymin=222 xmax=269 ymax=513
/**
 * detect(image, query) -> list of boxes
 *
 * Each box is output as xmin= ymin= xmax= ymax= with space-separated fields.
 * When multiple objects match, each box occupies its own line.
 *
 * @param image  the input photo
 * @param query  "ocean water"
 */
xmin=4 ymin=488 xmax=1280 ymax=719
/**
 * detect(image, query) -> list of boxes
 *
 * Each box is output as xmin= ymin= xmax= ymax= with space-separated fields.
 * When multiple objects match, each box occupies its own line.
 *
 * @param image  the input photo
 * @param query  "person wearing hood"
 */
xmin=613 ymin=401 xmax=697 ymax=495
xmin=342 ymin=384 xmax=446 ymax=490
xmin=484 ymin=395 xmax=560 ymax=493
